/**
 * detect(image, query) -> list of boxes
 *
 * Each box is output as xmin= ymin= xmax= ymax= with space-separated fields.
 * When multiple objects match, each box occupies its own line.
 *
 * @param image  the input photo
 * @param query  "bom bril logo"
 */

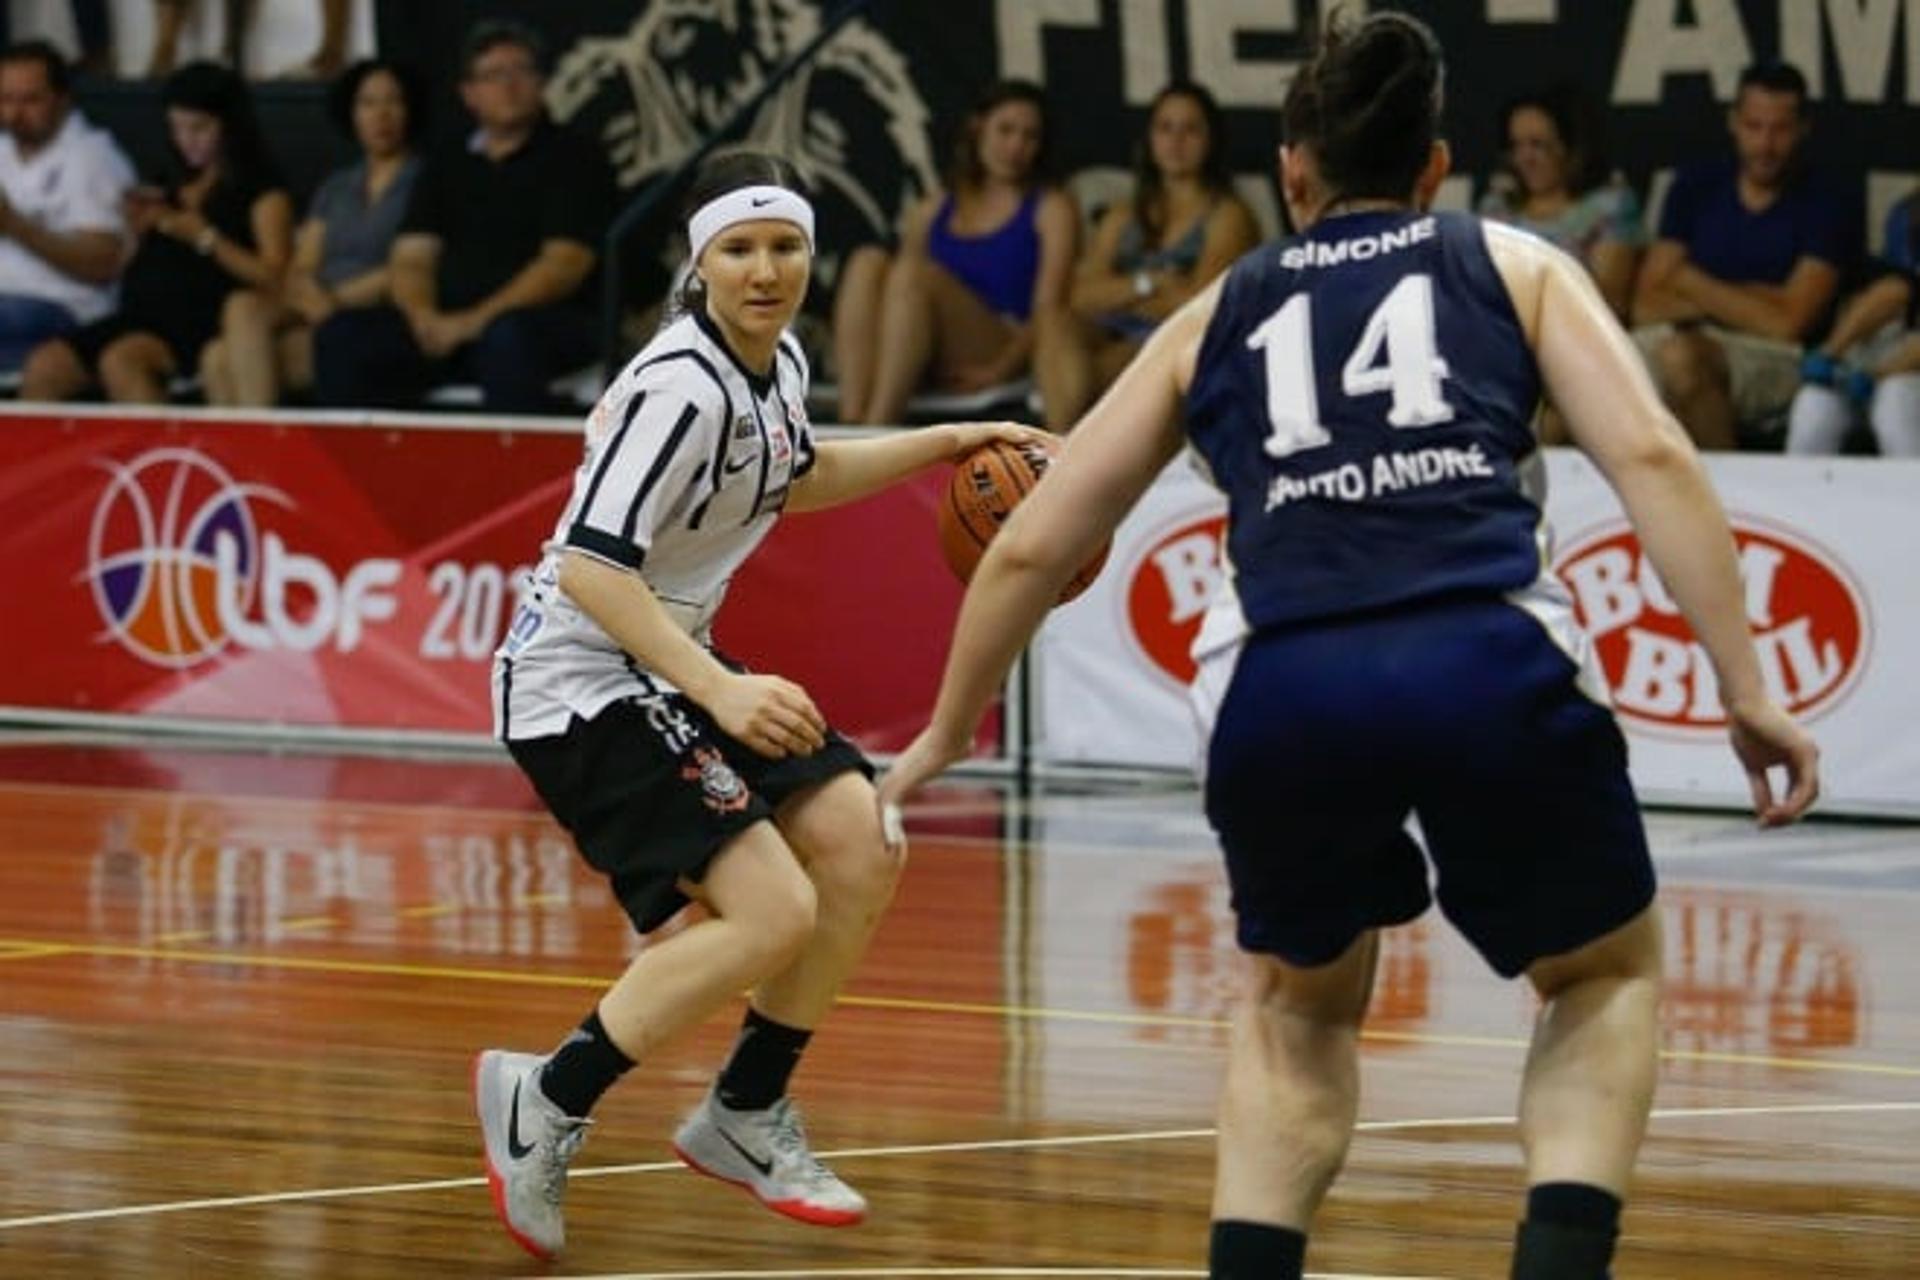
xmin=1554 ymin=518 xmax=1868 ymax=730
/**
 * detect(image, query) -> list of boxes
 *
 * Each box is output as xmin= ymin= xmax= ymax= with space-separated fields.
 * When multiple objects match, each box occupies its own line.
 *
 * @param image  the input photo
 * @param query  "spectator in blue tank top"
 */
xmin=1629 ymin=61 xmax=1859 ymax=450
xmin=832 ymin=79 xmax=1077 ymax=424
xmin=1032 ymin=80 xmax=1259 ymax=431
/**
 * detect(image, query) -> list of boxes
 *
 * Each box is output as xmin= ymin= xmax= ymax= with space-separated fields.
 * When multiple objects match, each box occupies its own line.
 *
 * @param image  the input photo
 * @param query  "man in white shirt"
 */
xmin=0 ymin=40 xmax=134 ymax=374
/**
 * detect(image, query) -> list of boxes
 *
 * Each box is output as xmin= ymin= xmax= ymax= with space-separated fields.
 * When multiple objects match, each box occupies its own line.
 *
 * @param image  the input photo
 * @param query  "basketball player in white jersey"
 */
xmin=474 ymin=149 xmax=1047 ymax=1260
xmin=881 ymin=13 xmax=1818 ymax=1280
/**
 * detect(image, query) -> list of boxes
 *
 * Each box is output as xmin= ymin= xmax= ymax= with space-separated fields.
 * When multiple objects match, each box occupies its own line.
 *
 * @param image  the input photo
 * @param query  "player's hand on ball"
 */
xmin=708 ymin=673 xmax=827 ymax=759
xmin=943 ymin=420 xmax=1055 ymax=460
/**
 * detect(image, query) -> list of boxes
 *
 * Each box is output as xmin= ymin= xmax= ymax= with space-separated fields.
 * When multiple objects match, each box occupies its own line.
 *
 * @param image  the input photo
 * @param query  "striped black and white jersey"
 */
xmin=492 ymin=309 xmax=817 ymax=741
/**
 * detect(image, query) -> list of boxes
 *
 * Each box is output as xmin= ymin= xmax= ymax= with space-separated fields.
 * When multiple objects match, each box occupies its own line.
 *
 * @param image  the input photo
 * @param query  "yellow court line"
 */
xmin=3 ymin=933 xmax=1918 ymax=1080
xmin=0 ymin=944 xmax=72 ymax=962
xmin=397 ymin=902 xmax=459 ymax=919
xmin=276 ymin=916 xmax=336 ymax=933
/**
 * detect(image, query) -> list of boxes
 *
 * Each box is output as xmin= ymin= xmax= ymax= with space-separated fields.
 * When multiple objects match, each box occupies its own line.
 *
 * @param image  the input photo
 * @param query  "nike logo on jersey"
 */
xmin=723 ymin=450 xmax=758 ymax=475
xmin=717 ymin=1123 xmax=775 ymax=1176
xmin=508 ymin=1081 xmax=537 ymax=1159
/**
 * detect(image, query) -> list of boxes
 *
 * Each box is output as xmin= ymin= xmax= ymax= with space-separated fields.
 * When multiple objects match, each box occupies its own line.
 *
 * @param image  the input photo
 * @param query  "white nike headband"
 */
xmin=687 ymin=185 xmax=816 ymax=264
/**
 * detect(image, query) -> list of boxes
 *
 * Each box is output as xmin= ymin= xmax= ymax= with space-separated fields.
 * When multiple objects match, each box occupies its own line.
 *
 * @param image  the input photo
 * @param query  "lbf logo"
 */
xmin=1125 ymin=511 xmax=1230 ymax=686
xmin=1554 ymin=517 xmax=1869 ymax=730
xmin=86 ymin=448 xmax=401 ymax=670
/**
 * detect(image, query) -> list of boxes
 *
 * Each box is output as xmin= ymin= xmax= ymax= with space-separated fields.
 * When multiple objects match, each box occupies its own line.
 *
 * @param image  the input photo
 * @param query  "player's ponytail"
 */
xmin=1281 ymin=8 xmax=1443 ymax=205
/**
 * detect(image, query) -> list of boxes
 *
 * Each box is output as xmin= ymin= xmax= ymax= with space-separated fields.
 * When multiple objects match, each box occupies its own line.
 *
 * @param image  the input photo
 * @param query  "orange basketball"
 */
xmin=937 ymin=437 xmax=1110 ymax=604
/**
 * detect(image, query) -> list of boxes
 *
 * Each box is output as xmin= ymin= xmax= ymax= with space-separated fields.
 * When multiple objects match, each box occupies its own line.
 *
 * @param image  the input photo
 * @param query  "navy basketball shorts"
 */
xmin=508 ymin=693 xmax=873 ymax=934
xmin=1195 ymin=593 xmax=1656 ymax=978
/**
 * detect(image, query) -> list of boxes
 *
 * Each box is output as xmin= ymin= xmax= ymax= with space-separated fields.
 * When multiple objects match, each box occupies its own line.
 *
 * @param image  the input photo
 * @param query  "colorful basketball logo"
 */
xmin=86 ymin=449 xmax=279 ymax=669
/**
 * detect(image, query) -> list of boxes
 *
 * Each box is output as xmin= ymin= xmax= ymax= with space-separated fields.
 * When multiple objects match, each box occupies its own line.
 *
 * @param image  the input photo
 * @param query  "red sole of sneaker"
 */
xmin=471 ymin=1053 xmax=557 ymax=1261
xmin=670 ymin=1141 xmax=867 ymax=1227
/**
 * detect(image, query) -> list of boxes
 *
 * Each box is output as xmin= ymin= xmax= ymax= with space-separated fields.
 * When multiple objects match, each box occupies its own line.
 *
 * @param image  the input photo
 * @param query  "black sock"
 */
xmin=1512 ymin=1182 xmax=1621 ymax=1280
xmin=1209 ymin=1220 xmax=1307 ymax=1280
xmin=714 ymin=1008 xmax=812 ymax=1111
xmin=537 ymin=1008 xmax=635 ymax=1118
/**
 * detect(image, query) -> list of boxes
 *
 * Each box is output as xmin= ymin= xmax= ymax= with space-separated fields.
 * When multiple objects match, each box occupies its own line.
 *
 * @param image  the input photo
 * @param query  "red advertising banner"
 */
xmin=0 ymin=408 xmax=993 ymax=754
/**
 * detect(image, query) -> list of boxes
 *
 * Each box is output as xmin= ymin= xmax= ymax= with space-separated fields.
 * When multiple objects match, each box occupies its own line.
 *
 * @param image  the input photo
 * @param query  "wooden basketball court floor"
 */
xmin=1 ymin=734 xmax=1916 ymax=1278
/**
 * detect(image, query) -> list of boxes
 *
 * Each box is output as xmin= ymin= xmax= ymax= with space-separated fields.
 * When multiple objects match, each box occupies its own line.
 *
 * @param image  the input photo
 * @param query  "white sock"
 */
xmin=1869 ymin=372 xmax=1920 ymax=457
xmin=1783 ymin=384 xmax=1854 ymax=455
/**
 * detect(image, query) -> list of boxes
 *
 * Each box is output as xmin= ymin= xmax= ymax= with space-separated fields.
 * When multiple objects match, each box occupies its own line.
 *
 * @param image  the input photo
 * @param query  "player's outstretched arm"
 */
xmin=1516 ymin=235 xmax=1820 ymax=824
xmin=877 ymin=285 xmax=1213 ymax=840
xmin=786 ymin=422 xmax=1052 ymax=514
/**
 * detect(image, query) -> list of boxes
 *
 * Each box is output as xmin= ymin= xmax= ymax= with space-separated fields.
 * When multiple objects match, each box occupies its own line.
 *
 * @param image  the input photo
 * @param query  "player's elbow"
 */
xmin=989 ymin=525 xmax=1048 ymax=576
xmin=1611 ymin=415 xmax=1698 ymax=478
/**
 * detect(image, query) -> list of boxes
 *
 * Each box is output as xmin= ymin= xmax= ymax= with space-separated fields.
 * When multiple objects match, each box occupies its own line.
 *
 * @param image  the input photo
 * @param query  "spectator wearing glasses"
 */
xmin=311 ymin=19 xmax=614 ymax=414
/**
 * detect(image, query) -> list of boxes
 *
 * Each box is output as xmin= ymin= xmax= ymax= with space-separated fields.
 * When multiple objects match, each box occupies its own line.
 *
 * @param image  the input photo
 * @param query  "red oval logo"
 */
xmin=1552 ymin=516 xmax=1868 ymax=730
xmin=1126 ymin=513 xmax=1230 ymax=685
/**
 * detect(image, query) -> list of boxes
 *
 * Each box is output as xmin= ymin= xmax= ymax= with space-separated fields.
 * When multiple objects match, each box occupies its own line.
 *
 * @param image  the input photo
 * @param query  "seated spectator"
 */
xmin=1480 ymin=83 xmax=1643 ymax=319
xmin=19 ymin=60 xmax=291 ymax=404
xmin=1786 ymin=189 xmax=1920 ymax=457
xmin=200 ymin=58 xmax=420 ymax=406
xmin=312 ymin=19 xmax=613 ymax=414
xmin=0 ymin=39 xmax=134 ymax=374
xmin=1630 ymin=61 xmax=1858 ymax=450
xmin=1032 ymin=80 xmax=1257 ymax=431
xmin=832 ymin=79 xmax=1077 ymax=425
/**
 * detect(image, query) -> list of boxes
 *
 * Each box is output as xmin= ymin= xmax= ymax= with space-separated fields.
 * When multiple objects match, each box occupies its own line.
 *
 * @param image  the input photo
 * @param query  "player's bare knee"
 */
xmin=751 ymin=872 xmax=819 ymax=967
xmin=1527 ymin=907 xmax=1663 ymax=999
xmin=1242 ymin=935 xmax=1376 ymax=1027
xmin=812 ymin=834 xmax=901 ymax=920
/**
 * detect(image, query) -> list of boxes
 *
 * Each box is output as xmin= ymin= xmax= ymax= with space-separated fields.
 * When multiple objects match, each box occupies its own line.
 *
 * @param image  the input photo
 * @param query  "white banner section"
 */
xmin=1032 ymin=451 xmax=1920 ymax=817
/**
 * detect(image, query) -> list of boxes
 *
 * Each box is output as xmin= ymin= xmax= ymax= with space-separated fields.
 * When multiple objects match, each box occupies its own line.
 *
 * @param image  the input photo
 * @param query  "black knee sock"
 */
xmin=1209 ymin=1220 xmax=1307 ymax=1280
xmin=1512 ymin=1182 xmax=1621 ymax=1280
xmin=714 ymin=1007 xmax=813 ymax=1111
xmin=537 ymin=1008 xmax=635 ymax=1118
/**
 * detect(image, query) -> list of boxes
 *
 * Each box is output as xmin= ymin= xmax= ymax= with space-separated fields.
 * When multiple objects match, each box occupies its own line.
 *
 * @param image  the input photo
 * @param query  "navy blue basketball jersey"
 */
xmin=1186 ymin=210 xmax=1546 ymax=633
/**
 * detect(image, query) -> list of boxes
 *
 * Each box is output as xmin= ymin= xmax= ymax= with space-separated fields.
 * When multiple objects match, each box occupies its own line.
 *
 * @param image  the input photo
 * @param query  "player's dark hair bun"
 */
xmin=1282 ymin=8 xmax=1444 ymax=204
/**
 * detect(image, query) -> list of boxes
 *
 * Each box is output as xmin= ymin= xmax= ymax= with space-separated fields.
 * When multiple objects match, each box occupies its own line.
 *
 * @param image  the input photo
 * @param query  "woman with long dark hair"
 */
xmin=19 ymin=60 xmax=291 ymax=404
xmin=472 ymin=149 xmax=1048 ymax=1261
xmin=200 ymin=58 xmax=424 ymax=406
xmin=832 ymin=79 xmax=1078 ymax=424
xmin=1479 ymin=83 xmax=1644 ymax=319
xmin=1033 ymin=79 xmax=1259 ymax=430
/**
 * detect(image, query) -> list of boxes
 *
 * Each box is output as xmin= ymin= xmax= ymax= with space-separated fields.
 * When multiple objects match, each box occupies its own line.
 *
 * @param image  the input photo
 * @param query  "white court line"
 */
xmin=1 ymin=1101 xmax=1915 ymax=1233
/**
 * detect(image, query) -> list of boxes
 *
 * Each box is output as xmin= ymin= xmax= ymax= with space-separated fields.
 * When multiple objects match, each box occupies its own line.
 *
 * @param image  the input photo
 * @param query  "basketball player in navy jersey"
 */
xmin=881 ymin=12 xmax=1819 ymax=1279
xmin=474 ymin=150 xmax=1046 ymax=1260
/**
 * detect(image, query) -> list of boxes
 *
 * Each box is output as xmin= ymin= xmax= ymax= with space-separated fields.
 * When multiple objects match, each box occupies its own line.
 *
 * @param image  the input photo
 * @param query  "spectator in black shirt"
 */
xmin=311 ymin=19 xmax=614 ymax=413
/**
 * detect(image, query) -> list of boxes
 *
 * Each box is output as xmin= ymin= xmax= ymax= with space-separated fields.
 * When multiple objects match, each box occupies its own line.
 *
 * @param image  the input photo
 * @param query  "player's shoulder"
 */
xmin=619 ymin=314 xmax=736 ymax=409
xmin=1478 ymin=215 xmax=1586 ymax=287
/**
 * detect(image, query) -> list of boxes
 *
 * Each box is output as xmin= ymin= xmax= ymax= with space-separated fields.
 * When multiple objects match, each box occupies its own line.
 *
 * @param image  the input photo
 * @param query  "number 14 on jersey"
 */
xmin=1248 ymin=273 xmax=1456 ymax=459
